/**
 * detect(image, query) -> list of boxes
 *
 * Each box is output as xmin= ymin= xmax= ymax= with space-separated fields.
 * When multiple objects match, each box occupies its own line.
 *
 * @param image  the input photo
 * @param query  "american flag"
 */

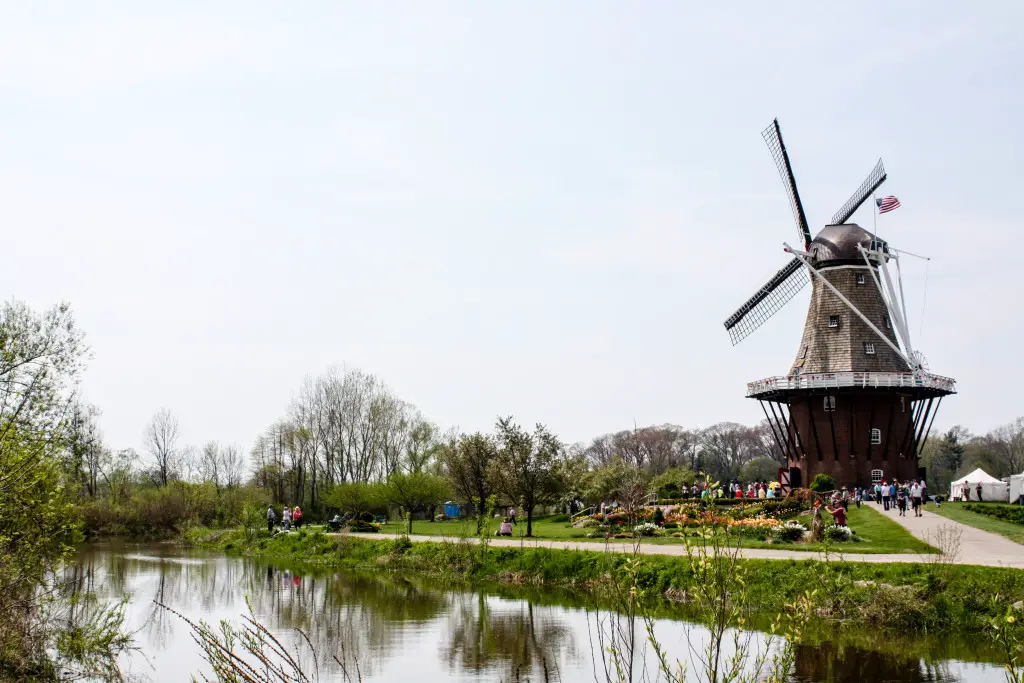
xmin=876 ymin=195 xmax=901 ymax=214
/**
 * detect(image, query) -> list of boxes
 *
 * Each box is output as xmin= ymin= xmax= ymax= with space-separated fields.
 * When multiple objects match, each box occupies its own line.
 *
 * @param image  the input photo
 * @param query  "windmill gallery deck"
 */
xmin=724 ymin=119 xmax=956 ymax=491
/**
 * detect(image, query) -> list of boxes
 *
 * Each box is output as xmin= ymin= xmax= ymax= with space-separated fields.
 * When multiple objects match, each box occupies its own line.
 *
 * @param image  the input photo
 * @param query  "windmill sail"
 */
xmin=723 ymin=257 xmax=809 ymax=345
xmin=831 ymin=158 xmax=887 ymax=225
xmin=762 ymin=120 xmax=812 ymax=249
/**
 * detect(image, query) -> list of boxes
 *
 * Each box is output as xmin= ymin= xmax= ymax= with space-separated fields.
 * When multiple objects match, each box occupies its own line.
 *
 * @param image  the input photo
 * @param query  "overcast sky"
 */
xmin=1 ymin=2 xmax=1020 ymax=456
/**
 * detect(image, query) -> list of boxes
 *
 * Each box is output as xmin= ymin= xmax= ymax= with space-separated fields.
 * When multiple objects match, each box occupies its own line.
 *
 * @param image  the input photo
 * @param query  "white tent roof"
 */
xmin=951 ymin=468 xmax=1002 ymax=486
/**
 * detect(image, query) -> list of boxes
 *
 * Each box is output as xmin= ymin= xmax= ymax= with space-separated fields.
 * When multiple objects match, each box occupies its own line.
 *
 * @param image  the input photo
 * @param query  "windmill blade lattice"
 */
xmin=831 ymin=158 xmax=887 ymax=225
xmin=723 ymin=257 xmax=809 ymax=345
xmin=762 ymin=119 xmax=812 ymax=248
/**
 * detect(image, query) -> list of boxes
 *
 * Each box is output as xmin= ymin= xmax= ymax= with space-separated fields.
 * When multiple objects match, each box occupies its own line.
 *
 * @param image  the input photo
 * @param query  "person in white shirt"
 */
xmin=910 ymin=481 xmax=923 ymax=517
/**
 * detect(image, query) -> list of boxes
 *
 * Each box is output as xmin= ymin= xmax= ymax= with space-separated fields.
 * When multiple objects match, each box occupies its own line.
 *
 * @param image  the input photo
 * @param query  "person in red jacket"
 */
xmin=292 ymin=506 xmax=303 ymax=530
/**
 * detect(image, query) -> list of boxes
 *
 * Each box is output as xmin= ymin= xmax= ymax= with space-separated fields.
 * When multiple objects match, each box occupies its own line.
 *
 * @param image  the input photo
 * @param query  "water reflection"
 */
xmin=792 ymin=642 xmax=957 ymax=683
xmin=442 ymin=593 xmax=580 ymax=681
xmin=66 ymin=542 xmax=1004 ymax=683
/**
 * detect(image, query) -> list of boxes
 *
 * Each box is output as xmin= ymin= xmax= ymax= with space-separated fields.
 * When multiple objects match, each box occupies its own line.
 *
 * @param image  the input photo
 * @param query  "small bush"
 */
xmin=633 ymin=522 xmax=661 ymax=537
xmin=653 ymin=508 xmax=665 ymax=525
xmin=810 ymin=474 xmax=837 ymax=493
xmin=823 ymin=524 xmax=854 ymax=542
xmin=771 ymin=520 xmax=807 ymax=543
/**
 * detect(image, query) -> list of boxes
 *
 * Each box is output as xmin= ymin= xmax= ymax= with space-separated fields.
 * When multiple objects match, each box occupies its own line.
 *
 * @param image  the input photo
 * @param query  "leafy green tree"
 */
xmin=739 ymin=456 xmax=780 ymax=484
xmin=0 ymin=301 xmax=130 ymax=675
xmin=441 ymin=432 xmax=497 ymax=533
xmin=648 ymin=466 xmax=695 ymax=500
xmin=489 ymin=417 xmax=564 ymax=537
xmin=384 ymin=472 xmax=450 ymax=534
xmin=324 ymin=481 xmax=387 ymax=518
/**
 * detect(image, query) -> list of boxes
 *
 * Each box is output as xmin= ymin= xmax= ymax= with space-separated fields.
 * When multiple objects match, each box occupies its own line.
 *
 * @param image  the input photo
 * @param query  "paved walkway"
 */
xmin=862 ymin=500 xmax=1024 ymax=568
xmin=348 ymin=507 xmax=1024 ymax=568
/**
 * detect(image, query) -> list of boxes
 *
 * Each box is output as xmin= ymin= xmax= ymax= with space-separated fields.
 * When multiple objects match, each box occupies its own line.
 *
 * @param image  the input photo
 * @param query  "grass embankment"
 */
xmin=379 ymin=507 xmax=935 ymax=554
xmin=186 ymin=526 xmax=1021 ymax=634
xmin=926 ymin=502 xmax=1024 ymax=545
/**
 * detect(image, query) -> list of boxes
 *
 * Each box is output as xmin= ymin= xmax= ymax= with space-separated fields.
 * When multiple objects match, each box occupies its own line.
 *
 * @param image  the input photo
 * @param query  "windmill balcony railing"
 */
xmin=746 ymin=371 xmax=956 ymax=397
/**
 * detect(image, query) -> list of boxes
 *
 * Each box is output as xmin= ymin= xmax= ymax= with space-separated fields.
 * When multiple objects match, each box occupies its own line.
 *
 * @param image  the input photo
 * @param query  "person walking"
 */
xmin=896 ymin=487 xmax=907 ymax=516
xmin=267 ymin=505 xmax=276 ymax=533
xmin=910 ymin=480 xmax=923 ymax=517
xmin=508 ymin=507 xmax=517 ymax=526
xmin=293 ymin=506 xmax=303 ymax=530
xmin=977 ymin=483 xmax=984 ymax=502
xmin=889 ymin=482 xmax=897 ymax=509
xmin=282 ymin=506 xmax=292 ymax=531
xmin=881 ymin=481 xmax=890 ymax=511
xmin=874 ymin=482 xmax=882 ymax=505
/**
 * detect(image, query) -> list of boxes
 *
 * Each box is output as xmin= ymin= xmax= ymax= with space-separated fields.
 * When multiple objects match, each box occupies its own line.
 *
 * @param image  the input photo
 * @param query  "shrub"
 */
xmin=653 ymin=507 xmax=665 ymax=526
xmin=663 ymin=522 xmax=678 ymax=530
xmin=346 ymin=519 xmax=380 ymax=533
xmin=810 ymin=474 xmax=837 ymax=493
xmin=823 ymin=524 xmax=853 ymax=542
xmin=963 ymin=504 xmax=1024 ymax=525
xmin=633 ymin=522 xmax=661 ymax=537
xmin=771 ymin=520 xmax=807 ymax=543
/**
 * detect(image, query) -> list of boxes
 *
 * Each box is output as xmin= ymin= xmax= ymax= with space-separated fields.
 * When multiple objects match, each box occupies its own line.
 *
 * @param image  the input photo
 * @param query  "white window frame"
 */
xmin=856 ymin=273 xmax=866 ymax=285
xmin=824 ymin=396 xmax=836 ymax=412
xmin=871 ymin=469 xmax=883 ymax=483
xmin=864 ymin=342 xmax=876 ymax=355
xmin=870 ymin=428 xmax=882 ymax=445
xmin=884 ymin=316 xmax=891 ymax=330
xmin=828 ymin=315 xmax=839 ymax=328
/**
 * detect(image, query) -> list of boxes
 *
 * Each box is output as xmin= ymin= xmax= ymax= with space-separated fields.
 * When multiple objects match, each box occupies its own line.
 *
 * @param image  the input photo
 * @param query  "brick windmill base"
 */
xmin=750 ymin=375 xmax=954 ymax=490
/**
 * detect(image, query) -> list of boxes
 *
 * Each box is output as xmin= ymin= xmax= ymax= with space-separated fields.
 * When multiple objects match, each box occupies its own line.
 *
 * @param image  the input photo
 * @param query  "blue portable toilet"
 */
xmin=444 ymin=501 xmax=461 ymax=518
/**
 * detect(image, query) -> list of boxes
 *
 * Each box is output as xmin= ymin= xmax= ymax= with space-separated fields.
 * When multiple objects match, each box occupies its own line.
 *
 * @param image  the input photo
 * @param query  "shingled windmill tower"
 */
xmin=724 ymin=120 xmax=956 ymax=490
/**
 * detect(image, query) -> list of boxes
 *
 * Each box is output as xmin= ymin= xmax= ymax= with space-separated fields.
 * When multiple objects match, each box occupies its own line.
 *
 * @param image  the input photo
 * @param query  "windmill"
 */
xmin=723 ymin=119 xmax=956 ymax=490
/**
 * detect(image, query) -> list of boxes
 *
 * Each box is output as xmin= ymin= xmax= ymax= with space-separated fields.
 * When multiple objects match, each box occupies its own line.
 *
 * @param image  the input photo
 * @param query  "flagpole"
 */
xmin=872 ymin=193 xmax=877 ymax=233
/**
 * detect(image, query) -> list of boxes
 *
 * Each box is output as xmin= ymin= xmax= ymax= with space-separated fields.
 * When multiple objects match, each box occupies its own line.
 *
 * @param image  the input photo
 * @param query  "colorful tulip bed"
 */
xmin=574 ymin=500 xmax=818 ymax=543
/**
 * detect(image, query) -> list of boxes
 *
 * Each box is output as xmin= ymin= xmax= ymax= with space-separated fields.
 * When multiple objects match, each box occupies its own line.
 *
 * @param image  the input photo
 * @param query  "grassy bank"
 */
xmin=185 ymin=526 xmax=1023 ymax=634
xmin=379 ymin=507 xmax=935 ymax=554
xmin=926 ymin=502 xmax=1024 ymax=545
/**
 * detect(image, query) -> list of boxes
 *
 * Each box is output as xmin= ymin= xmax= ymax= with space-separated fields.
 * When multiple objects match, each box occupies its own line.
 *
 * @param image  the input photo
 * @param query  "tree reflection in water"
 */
xmin=792 ymin=642 xmax=957 ymax=683
xmin=65 ymin=544 xmax=1004 ymax=683
xmin=442 ymin=592 xmax=579 ymax=682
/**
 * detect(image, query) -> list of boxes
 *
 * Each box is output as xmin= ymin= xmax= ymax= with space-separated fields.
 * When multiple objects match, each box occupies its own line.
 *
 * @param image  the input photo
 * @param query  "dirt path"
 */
xmin=345 ymin=526 xmax=1024 ymax=568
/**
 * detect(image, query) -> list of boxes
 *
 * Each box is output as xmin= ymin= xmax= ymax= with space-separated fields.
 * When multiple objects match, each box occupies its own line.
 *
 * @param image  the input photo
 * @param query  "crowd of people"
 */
xmin=266 ymin=504 xmax=304 ymax=532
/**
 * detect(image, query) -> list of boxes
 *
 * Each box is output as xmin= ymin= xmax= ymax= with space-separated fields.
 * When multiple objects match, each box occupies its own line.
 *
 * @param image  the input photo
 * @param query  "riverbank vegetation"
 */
xmin=0 ymin=302 xmax=131 ymax=680
xmin=186 ymin=526 xmax=1024 ymax=635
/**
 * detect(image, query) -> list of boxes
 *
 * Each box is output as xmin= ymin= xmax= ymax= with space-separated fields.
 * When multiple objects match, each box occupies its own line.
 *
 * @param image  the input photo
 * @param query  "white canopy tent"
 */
xmin=1009 ymin=473 xmax=1024 ymax=505
xmin=950 ymin=468 xmax=1009 ymax=502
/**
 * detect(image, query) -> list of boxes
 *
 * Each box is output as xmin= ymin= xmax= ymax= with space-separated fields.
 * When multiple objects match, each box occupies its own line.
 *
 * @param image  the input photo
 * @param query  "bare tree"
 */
xmin=980 ymin=418 xmax=1024 ymax=478
xmin=220 ymin=444 xmax=245 ymax=489
xmin=144 ymin=408 xmax=180 ymax=486
xmin=199 ymin=441 xmax=222 ymax=492
xmin=698 ymin=422 xmax=756 ymax=481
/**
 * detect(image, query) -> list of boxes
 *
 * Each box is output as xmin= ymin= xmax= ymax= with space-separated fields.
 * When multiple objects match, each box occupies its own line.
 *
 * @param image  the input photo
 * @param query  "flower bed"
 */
xmin=575 ymin=498 xmax=811 ymax=543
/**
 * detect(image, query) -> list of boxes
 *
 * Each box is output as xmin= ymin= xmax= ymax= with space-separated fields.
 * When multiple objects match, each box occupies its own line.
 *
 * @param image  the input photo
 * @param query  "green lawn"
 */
xmin=926 ymin=502 xmax=1024 ymax=546
xmin=375 ymin=506 xmax=935 ymax=554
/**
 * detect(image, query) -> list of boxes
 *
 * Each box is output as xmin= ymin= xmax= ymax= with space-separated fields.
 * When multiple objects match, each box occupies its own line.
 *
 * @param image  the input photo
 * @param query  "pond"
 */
xmin=69 ymin=541 xmax=1005 ymax=682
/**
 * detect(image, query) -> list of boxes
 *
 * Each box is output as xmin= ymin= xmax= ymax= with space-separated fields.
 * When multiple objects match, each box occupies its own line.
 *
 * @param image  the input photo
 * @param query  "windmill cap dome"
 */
xmin=809 ymin=223 xmax=886 ymax=265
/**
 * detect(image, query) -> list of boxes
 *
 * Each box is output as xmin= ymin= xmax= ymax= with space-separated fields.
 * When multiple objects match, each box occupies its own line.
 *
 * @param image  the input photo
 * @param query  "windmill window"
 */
xmin=884 ymin=317 xmax=892 ymax=329
xmin=864 ymin=342 xmax=876 ymax=355
xmin=856 ymin=273 xmax=866 ymax=285
xmin=871 ymin=469 xmax=883 ymax=483
xmin=824 ymin=396 xmax=836 ymax=411
xmin=900 ymin=396 xmax=906 ymax=413
xmin=870 ymin=428 xmax=882 ymax=445
xmin=828 ymin=315 xmax=840 ymax=328
xmin=801 ymin=345 xmax=808 ymax=359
